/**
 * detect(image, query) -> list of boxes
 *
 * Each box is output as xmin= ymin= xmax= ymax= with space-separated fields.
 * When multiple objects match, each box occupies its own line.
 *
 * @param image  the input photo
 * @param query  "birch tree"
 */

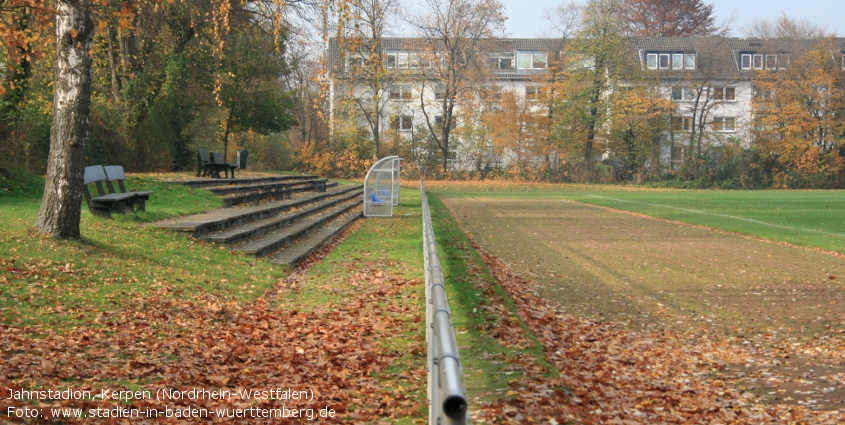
xmin=35 ymin=0 xmax=95 ymax=238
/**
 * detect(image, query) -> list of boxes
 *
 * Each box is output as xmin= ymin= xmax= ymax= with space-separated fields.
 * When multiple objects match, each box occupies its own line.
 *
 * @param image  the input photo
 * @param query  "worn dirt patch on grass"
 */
xmin=443 ymin=195 xmax=845 ymax=411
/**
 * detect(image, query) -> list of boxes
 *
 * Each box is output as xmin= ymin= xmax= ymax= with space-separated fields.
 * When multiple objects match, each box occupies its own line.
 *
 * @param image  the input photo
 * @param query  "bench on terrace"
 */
xmin=197 ymin=148 xmax=247 ymax=179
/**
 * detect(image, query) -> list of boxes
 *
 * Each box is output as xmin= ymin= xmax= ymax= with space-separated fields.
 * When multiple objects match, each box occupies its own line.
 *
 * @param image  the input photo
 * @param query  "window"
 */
xmin=411 ymin=54 xmax=432 ymax=69
xmin=647 ymin=52 xmax=695 ymax=70
xmin=741 ymin=53 xmax=764 ymax=70
xmin=489 ymin=53 xmax=514 ymax=70
xmin=753 ymin=84 xmax=773 ymax=99
xmin=672 ymin=116 xmax=693 ymax=132
xmin=711 ymin=117 xmax=736 ymax=132
xmin=385 ymin=51 xmax=410 ymax=69
xmin=760 ymin=54 xmax=790 ymax=70
xmin=741 ymin=54 xmax=751 ymax=70
xmin=390 ymin=115 xmax=413 ymax=131
xmin=434 ymin=89 xmax=445 ymax=100
xmin=525 ymin=86 xmax=540 ymax=100
xmin=765 ymin=54 xmax=777 ymax=69
xmin=388 ymin=86 xmax=412 ymax=101
xmin=646 ymin=53 xmax=657 ymax=69
xmin=516 ymin=52 xmax=547 ymax=69
xmin=433 ymin=115 xmax=455 ymax=129
xmin=671 ymin=86 xmax=696 ymax=101
xmin=345 ymin=56 xmax=366 ymax=71
xmin=712 ymin=86 xmax=736 ymax=101
xmin=673 ymin=53 xmax=683 ymax=70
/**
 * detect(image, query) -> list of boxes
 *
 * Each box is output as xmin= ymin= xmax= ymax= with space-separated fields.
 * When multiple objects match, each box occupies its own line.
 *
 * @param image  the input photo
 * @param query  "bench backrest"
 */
xmin=103 ymin=165 xmax=129 ymax=193
xmin=210 ymin=151 xmax=225 ymax=164
xmin=84 ymin=165 xmax=107 ymax=186
xmin=82 ymin=165 xmax=109 ymax=205
xmin=198 ymin=148 xmax=211 ymax=163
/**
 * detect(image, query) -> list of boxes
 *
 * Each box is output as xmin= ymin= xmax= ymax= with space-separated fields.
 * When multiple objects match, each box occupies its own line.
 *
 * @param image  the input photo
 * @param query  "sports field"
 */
xmin=425 ymin=182 xmax=845 ymax=255
xmin=426 ymin=182 xmax=845 ymax=411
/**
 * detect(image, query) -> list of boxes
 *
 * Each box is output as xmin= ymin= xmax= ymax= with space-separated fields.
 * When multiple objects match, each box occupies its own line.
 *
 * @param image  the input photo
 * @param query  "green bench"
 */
xmin=82 ymin=165 xmax=137 ymax=218
xmin=103 ymin=165 xmax=154 ymax=211
xmin=197 ymin=148 xmax=248 ymax=179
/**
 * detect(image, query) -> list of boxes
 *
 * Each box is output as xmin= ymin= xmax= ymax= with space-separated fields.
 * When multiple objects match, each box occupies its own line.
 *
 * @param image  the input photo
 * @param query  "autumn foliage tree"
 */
xmin=409 ymin=0 xmax=507 ymax=172
xmin=0 ymin=0 xmax=299 ymax=238
xmin=335 ymin=0 xmax=398 ymax=159
xmin=622 ymin=0 xmax=717 ymax=37
xmin=551 ymin=0 xmax=630 ymax=171
xmin=752 ymin=39 xmax=845 ymax=188
xmin=609 ymin=84 xmax=673 ymax=180
xmin=481 ymin=90 xmax=550 ymax=176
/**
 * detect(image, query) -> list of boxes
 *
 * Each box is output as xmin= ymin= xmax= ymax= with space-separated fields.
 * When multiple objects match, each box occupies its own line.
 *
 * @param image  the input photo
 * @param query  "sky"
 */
xmin=501 ymin=0 xmax=843 ymax=38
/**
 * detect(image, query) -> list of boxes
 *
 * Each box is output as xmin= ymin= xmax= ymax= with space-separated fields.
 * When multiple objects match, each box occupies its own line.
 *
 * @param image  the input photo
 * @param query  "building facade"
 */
xmin=326 ymin=36 xmax=845 ymax=170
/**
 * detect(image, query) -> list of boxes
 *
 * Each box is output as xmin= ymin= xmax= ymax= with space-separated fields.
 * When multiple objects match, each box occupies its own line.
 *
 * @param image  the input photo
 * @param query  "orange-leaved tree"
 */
xmin=609 ymin=83 xmax=674 ymax=180
xmin=28 ymin=0 xmax=294 ymax=238
xmin=752 ymin=38 xmax=845 ymax=188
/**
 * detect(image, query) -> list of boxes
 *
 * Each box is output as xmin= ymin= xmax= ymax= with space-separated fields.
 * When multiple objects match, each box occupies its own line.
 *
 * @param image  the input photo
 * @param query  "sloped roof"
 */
xmin=327 ymin=36 xmax=845 ymax=81
xmin=629 ymin=37 xmax=845 ymax=81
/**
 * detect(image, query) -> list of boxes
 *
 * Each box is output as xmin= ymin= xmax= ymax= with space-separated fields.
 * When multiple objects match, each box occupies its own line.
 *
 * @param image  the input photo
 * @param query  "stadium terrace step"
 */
xmin=267 ymin=208 xmax=362 ymax=266
xmin=153 ymin=184 xmax=362 ymax=237
xmin=167 ymin=175 xmax=318 ymax=190
xmin=220 ymin=179 xmax=335 ymax=207
xmin=233 ymin=198 xmax=362 ymax=258
xmin=156 ymin=175 xmax=364 ymax=264
xmin=201 ymin=188 xmax=363 ymax=246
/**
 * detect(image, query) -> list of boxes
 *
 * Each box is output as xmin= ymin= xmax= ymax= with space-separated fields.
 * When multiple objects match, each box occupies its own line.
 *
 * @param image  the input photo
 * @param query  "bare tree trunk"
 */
xmin=107 ymin=26 xmax=122 ymax=103
xmin=35 ymin=0 xmax=94 ymax=239
xmin=372 ymin=94 xmax=380 ymax=158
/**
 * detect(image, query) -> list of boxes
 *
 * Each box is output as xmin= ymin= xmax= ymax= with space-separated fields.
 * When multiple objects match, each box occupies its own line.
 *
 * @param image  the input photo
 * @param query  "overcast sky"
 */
xmin=501 ymin=0 xmax=842 ymax=37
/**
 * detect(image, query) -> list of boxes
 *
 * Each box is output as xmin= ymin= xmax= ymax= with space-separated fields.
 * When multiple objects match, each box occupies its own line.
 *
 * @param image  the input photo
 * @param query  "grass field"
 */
xmin=422 ymin=181 xmax=845 ymax=255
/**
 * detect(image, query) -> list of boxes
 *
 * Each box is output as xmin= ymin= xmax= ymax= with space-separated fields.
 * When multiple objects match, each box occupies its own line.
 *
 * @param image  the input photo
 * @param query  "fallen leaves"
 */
xmin=472 ymin=248 xmax=845 ymax=424
xmin=0 ymin=265 xmax=426 ymax=423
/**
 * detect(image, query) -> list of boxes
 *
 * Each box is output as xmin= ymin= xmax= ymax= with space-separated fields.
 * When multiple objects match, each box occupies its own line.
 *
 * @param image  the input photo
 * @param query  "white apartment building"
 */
xmin=326 ymin=36 xmax=845 ymax=169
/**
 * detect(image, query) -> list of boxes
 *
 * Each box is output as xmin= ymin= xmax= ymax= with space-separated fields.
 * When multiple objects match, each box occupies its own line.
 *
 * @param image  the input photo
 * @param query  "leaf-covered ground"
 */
xmin=0 ymin=179 xmax=432 ymax=423
xmin=474 ymin=250 xmax=845 ymax=424
xmin=437 ymin=194 xmax=845 ymax=423
xmin=0 ymin=229 xmax=426 ymax=423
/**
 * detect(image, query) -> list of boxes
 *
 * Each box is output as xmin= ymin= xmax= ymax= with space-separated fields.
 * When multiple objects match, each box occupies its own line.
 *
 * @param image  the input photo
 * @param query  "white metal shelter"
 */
xmin=363 ymin=156 xmax=402 ymax=217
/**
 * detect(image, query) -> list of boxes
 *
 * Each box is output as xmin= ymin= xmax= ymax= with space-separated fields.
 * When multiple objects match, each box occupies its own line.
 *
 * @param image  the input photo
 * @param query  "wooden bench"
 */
xmin=103 ymin=165 xmax=154 ymax=211
xmin=82 ymin=165 xmax=137 ymax=218
xmin=210 ymin=152 xmax=239 ymax=179
xmin=197 ymin=148 xmax=242 ymax=178
xmin=197 ymin=148 xmax=214 ymax=178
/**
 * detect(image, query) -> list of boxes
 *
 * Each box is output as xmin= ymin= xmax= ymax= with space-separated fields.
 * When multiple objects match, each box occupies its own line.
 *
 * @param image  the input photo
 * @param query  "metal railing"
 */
xmin=421 ymin=181 xmax=470 ymax=425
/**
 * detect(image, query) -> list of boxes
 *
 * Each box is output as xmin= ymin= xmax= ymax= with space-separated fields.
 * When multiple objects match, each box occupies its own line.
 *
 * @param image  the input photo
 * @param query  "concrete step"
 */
xmin=267 ymin=208 xmax=362 ymax=267
xmin=209 ymin=177 xmax=323 ymax=197
xmin=152 ymin=184 xmax=362 ymax=237
xmin=233 ymin=198 xmax=362 ymax=258
xmin=201 ymin=189 xmax=363 ymax=245
xmin=221 ymin=179 xmax=331 ymax=207
xmin=168 ymin=175 xmax=318 ymax=190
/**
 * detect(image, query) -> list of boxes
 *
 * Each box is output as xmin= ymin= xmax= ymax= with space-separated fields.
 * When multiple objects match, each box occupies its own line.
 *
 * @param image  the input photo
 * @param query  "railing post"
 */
xmin=421 ymin=180 xmax=471 ymax=425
